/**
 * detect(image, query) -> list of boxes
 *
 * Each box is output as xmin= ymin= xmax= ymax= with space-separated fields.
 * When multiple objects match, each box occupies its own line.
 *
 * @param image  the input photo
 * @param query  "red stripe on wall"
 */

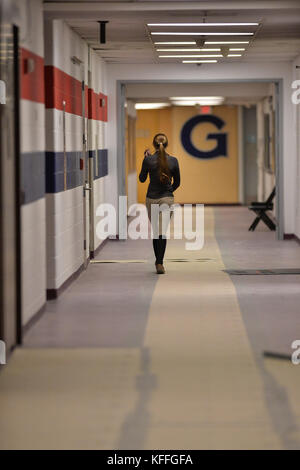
xmin=88 ymin=89 xmax=108 ymax=122
xmin=45 ymin=65 xmax=108 ymax=121
xmin=20 ymin=48 xmax=45 ymax=104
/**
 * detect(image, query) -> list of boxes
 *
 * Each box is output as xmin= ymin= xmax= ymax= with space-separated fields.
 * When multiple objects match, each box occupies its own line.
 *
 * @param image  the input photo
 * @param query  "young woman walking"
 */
xmin=139 ymin=133 xmax=181 ymax=274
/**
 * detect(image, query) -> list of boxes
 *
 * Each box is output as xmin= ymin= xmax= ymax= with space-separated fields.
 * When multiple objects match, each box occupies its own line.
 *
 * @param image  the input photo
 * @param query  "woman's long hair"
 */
xmin=153 ymin=133 xmax=170 ymax=184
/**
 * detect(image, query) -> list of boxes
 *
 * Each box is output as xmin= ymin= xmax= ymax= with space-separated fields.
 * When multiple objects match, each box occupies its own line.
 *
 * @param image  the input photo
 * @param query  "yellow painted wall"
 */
xmin=125 ymin=111 xmax=128 ymax=196
xmin=125 ymin=110 xmax=137 ymax=199
xmin=136 ymin=106 xmax=239 ymax=204
xmin=136 ymin=108 xmax=173 ymax=203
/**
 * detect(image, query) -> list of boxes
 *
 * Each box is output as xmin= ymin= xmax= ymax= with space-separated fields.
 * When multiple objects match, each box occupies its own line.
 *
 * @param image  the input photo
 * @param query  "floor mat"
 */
xmin=224 ymin=268 xmax=300 ymax=275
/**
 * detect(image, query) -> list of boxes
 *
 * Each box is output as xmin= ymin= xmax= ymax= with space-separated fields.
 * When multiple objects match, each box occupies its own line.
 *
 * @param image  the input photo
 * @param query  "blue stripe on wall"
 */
xmin=45 ymin=151 xmax=83 ymax=193
xmin=88 ymin=149 xmax=108 ymax=180
xmin=21 ymin=151 xmax=45 ymax=204
xmin=21 ymin=149 xmax=108 ymax=201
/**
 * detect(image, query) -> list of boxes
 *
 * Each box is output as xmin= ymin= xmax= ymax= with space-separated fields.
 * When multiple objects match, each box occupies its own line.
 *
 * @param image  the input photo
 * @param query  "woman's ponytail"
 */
xmin=153 ymin=134 xmax=170 ymax=184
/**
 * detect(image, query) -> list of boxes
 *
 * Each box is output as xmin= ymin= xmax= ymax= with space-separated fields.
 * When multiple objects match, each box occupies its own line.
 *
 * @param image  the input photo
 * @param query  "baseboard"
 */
xmin=109 ymin=234 xmax=120 ymax=240
xmin=90 ymin=237 xmax=109 ymax=259
xmin=284 ymin=233 xmax=300 ymax=244
xmin=22 ymin=302 xmax=47 ymax=335
xmin=0 ymin=343 xmax=17 ymax=369
xmin=43 ymin=236 xmax=121 ymax=306
xmin=90 ymin=235 xmax=123 ymax=259
xmin=46 ymin=262 xmax=85 ymax=300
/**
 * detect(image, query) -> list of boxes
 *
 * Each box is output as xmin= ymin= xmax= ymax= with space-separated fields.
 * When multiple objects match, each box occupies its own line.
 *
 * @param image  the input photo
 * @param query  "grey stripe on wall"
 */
xmin=46 ymin=149 xmax=108 ymax=194
xmin=21 ymin=151 xmax=45 ymax=204
xmin=88 ymin=149 xmax=108 ymax=179
xmin=45 ymin=151 xmax=83 ymax=193
xmin=21 ymin=150 xmax=108 ymax=202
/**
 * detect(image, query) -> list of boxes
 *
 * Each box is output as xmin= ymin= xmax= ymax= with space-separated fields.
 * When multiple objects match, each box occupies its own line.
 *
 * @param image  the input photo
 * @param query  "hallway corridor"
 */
xmin=0 ymin=207 xmax=300 ymax=449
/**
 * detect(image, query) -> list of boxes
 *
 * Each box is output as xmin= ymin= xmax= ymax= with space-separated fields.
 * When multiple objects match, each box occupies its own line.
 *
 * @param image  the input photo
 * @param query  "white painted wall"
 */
xmin=45 ymin=20 xmax=110 ymax=285
xmin=88 ymin=50 xmax=108 ymax=253
xmin=126 ymin=82 xmax=270 ymax=100
xmin=18 ymin=0 xmax=44 ymax=58
xmin=107 ymin=61 xmax=296 ymax=235
xmin=21 ymin=99 xmax=46 ymax=325
xmin=17 ymin=0 xmax=46 ymax=325
xmin=45 ymin=19 xmax=87 ymax=290
xmin=46 ymin=186 xmax=83 ymax=290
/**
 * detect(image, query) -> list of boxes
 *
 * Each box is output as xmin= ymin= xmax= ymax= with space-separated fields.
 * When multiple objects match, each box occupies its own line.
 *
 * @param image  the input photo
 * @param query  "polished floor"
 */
xmin=0 ymin=207 xmax=300 ymax=449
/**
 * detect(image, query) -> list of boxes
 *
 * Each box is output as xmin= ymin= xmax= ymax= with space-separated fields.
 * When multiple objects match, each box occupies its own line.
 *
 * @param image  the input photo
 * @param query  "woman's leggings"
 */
xmin=153 ymin=236 xmax=167 ymax=265
xmin=146 ymin=196 xmax=174 ymax=265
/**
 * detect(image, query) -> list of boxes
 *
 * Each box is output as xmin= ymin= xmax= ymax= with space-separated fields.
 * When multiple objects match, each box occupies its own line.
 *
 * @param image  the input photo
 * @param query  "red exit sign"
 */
xmin=200 ymin=105 xmax=212 ymax=114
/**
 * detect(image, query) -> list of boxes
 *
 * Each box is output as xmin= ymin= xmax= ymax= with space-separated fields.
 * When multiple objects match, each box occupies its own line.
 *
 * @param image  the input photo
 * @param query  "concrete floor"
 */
xmin=0 ymin=207 xmax=300 ymax=449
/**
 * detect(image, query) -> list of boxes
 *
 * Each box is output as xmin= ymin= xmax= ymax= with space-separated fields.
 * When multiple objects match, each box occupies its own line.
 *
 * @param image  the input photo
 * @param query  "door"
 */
xmin=0 ymin=22 xmax=21 ymax=354
xmin=274 ymin=81 xmax=284 ymax=240
xmin=88 ymin=131 xmax=96 ymax=257
xmin=295 ymin=69 xmax=300 ymax=236
xmin=243 ymin=106 xmax=258 ymax=204
xmin=80 ymin=66 xmax=90 ymax=268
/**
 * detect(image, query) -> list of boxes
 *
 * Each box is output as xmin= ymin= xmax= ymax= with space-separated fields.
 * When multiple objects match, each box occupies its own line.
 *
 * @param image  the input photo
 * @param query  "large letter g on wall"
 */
xmin=181 ymin=114 xmax=227 ymax=159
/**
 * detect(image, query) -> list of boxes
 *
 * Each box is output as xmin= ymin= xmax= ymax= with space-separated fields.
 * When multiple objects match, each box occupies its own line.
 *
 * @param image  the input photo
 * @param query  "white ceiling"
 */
xmin=125 ymin=82 xmax=273 ymax=106
xmin=44 ymin=1 xmax=300 ymax=64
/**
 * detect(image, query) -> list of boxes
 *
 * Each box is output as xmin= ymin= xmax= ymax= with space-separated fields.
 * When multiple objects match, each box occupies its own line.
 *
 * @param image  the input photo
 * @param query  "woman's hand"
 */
xmin=144 ymin=148 xmax=151 ymax=158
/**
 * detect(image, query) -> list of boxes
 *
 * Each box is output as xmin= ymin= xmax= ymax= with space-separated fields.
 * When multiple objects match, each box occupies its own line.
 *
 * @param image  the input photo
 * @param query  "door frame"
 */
xmin=117 ymin=78 xmax=284 ymax=240
xmin=13 ymin=24 xmax=22 ymax=344
xmin=0 ymin=22 xmax=22 ymax=350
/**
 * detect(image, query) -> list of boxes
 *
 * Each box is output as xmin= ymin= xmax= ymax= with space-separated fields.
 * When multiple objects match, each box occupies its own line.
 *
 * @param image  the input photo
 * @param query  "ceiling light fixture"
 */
xmin=182 ymin=60 xmax=218 ymax=63
xmin=171 ymin=97 xmax=224 ymax=106
xmin=151 ymin=32 xmax=254 ymax=36
xmin=170 ymin=96 xmax=224 ymax=101
xmin=148 ymin=23 xmax=258 ymax=26
xmin=159 ymin=54 xmax=222 ymax=58
xmin=135 ymin=103 xmax=170 ymax=110
xmin=227 ymin=54 xmax=242 ymax=57
xmin=156 ymin=48 xmax=221 ymax=52
xmin=229 ymin=48 xmax=245 ymax=51
xmin=205 ymin=41 xmax=249 ymax=44
xmin=154 ymin=42 xmax=196 ymax=45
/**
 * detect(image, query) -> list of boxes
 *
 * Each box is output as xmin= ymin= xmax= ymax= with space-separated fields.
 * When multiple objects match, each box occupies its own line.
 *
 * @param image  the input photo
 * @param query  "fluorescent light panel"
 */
xmin=159 ymin=54 xmax=222 ymax=58
xmin=171 ymin=99 xmax=224 ymax=106
xmin=154 ymin=41 xmax=196 ymax=45
xmin=206 ymin=41 xmax=249 ymax=44
xmin=151 ymin=32 xmax=254 ymax=36
xmin=148 ymin=23 xmax=258 ymax=26
xmin=154 ymin=41 xmax=249 ymax=45
xmin=157 ymin=48 xmax=221 ymax=52
xmin=170 ymin=96 xmax=224 ymax=100
xmin=182 ymin=60 xmax=217 ymax=63
xmin=135 ymin=103 xmax=170 ymax=110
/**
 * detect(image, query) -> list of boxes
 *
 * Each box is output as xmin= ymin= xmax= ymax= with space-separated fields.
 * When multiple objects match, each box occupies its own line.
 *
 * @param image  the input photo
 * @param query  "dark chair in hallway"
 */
xmin=248 ymin=187 xmax=276 ymax=231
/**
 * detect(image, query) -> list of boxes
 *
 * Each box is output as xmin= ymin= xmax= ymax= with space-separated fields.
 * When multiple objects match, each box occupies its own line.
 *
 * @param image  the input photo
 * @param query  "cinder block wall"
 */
xmin=16 ymin=6 xmax=110 ymax=325
xmin=88 ymin=50 xmax=108 ymax=255
xmin=44 ymin=19 xmax=109 ymax=293
xmin=19 ymin=0 xmax=46 ymax=325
